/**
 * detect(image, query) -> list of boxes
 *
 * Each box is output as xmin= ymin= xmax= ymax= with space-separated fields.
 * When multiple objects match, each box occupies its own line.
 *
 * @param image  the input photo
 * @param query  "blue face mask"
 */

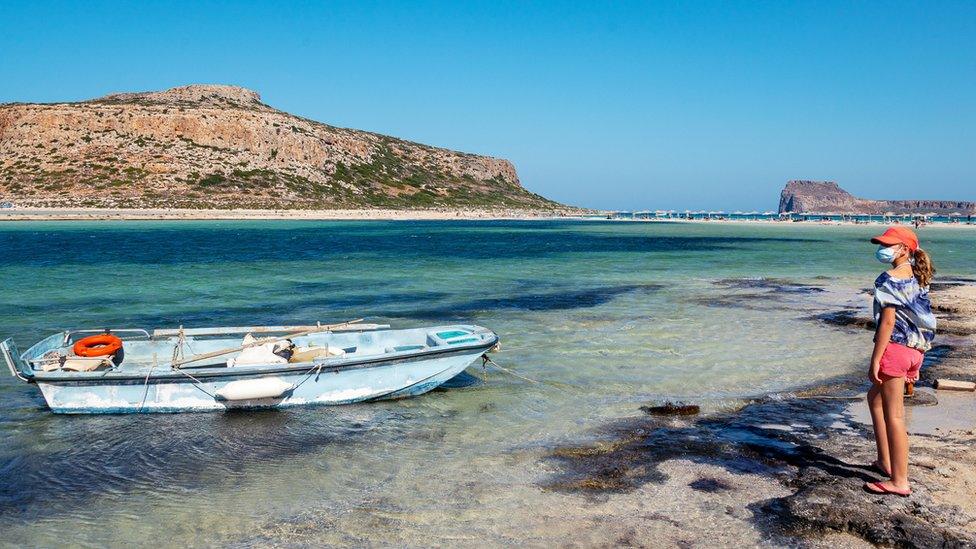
xmin=875 ymin=245 xmax=900 ymax=264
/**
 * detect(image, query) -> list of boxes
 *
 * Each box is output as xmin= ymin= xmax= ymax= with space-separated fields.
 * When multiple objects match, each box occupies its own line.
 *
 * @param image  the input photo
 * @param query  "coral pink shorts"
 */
xmin=879 ymin=342 xmax=924 ymax=381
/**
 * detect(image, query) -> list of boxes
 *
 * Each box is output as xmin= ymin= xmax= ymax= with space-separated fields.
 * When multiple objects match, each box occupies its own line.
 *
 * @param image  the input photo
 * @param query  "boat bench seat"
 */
xmin=385 ymin=344 xmax=428 ymax=353
xmin=427 ymin=329 xmax=478 ymax=347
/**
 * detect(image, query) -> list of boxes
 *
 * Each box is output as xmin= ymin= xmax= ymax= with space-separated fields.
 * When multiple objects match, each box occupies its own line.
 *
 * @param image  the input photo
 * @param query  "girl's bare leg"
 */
xmin=881 ymin=376 xmax=910 ymax=490
xmin=867 ymin=384 xmax=890 ymax=473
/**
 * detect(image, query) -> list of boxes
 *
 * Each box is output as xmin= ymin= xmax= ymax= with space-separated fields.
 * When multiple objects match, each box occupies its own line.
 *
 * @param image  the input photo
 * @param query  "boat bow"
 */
xmin=1 ymin=338 xmax=33 ymax=381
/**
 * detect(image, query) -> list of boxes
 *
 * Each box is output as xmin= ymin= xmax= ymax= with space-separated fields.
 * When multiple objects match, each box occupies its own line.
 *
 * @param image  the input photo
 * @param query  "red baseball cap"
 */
xmin=870 ymin=226 xmax=918 ymax=252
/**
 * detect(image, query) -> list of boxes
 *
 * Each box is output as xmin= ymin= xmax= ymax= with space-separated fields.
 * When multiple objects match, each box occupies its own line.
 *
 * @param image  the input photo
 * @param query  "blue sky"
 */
xmin=1 ymin=1 xmax=973 ymax=210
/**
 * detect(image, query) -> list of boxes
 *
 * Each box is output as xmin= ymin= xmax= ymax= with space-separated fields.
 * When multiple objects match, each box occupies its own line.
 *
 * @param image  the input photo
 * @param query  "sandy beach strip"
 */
xmin=0 ymin=207 xmax=588 ymax=222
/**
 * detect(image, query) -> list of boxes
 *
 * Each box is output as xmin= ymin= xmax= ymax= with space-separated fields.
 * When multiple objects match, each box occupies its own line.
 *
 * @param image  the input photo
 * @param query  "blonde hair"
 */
xmin=912 ymin=248 xmax=935 ymax=287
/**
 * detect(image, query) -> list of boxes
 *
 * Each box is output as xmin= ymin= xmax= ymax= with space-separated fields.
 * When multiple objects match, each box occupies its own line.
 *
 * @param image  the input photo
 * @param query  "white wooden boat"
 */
xmin=2 ymin=321 xmax=498 ymax=414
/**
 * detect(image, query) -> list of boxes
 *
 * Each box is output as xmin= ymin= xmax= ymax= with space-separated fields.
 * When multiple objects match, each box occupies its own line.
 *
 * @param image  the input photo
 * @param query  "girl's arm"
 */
xmin=869 ymin=306 xmax=897 ymax=385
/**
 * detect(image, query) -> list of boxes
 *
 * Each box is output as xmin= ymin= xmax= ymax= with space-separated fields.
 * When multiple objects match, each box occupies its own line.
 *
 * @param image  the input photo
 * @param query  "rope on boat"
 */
xmin=288 ymin=361 xmax=326 ymax=393
xmin=171 ymin=326 xmax=186 ymax=365
xmin=162 ymin=362 xmax=324 ymax=405
xmin=481 ymin=354 xmax=569 ymax=393
xmin=172 ymin=368 xmax=219 ymax=399
xmin=138 ymin=354 xmax=159 ymax=411
xmin=491 ymin=344 xmax=526 ymax=353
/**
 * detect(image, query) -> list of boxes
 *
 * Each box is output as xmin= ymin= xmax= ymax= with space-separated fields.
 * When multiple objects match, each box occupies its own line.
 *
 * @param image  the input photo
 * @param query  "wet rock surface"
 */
xmin=544 ymin=394 xmax=976 ymax=546
xmin=758 ymin=465 xmax=975 ymax=548
xmin=640 ymin=402 xmax=701 ymax=416
xmin=904 ymin=389 xmax=939 ymax=407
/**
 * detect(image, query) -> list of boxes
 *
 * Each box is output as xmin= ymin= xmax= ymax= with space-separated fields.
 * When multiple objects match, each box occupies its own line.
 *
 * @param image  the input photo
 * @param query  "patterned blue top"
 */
xmin=873 ymin=272 xmax=937 ymax=352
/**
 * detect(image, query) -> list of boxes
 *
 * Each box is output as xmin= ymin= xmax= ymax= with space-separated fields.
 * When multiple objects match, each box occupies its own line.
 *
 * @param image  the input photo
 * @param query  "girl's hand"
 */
xmin=870 ymin=308 xmax=897 ymax=386
xmin=868 ymin=363 xmax=883 ymax=385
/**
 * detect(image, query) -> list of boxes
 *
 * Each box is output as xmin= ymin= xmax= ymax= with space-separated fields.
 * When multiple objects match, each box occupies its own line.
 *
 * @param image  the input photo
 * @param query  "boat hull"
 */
xmin=36 ymin=349 xmax=485 ymax=414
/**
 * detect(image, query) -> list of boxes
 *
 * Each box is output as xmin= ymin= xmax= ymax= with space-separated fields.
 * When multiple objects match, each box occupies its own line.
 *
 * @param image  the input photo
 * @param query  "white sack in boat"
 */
xmin=289 ymin=345 xmax=346 ymax=363
xmin=226 ymin=334 xmax=289 ymax=367
xmin=40 ymin=356 xmax=112 ymax=372
xmin=62 ymin=357 xmax=112 ymax=372
xmin=215 ymin=377 xmax=293 ymax=401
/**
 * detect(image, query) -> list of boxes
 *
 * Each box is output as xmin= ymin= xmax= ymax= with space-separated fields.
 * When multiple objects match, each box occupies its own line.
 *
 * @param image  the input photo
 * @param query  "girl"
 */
xmin=865 ymin=226 xmax=936 ymax=497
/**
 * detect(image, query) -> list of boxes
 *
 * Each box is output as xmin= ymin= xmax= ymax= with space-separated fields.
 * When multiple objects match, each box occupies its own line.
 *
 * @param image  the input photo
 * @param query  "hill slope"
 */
xmin=778 ymin=180 xmax=975 ymax=215
xmin=0 ymin=85 xmax=562 ymax=209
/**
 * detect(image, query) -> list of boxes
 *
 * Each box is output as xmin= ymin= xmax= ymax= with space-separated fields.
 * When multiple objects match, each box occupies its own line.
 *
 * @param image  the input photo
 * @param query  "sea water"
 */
xmin=0 ymin=220 xmax=973 ymax=546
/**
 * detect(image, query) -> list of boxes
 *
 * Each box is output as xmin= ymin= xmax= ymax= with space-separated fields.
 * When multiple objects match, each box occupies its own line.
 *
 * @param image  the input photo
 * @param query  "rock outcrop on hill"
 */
xmin=0 ymin=85 xmax=562 ymax=209
xmin=778 ymin=180 xmax=975 ymax=215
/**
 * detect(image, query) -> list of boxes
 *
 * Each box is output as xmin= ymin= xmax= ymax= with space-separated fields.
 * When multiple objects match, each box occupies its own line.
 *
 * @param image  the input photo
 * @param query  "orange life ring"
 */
xmin=73 ymin=334 xmax=123 ymax=357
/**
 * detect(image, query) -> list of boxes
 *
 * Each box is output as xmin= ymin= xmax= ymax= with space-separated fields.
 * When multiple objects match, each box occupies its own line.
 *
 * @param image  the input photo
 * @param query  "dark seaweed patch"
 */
xmin=713 ymin=278 xmax=826 ymax=294
xmin=692 ymin=278 xmax=827 ymax=313
xmin=543 ymin=398 xmax=874 ymax=495
xmin=930 ymin=281 xmax=967 ymax=291
xmin=811 ymin=309 xmax=874 ymax=331
xmin=395 ymin=284 xmax=663 ymax=320
xmin=688 ymin=293 xmax=784 ymax=311
xmin=285 ymin=279 xmax=397 ymax=293
xmin=689 ymin=477 xmax=733 ymax=492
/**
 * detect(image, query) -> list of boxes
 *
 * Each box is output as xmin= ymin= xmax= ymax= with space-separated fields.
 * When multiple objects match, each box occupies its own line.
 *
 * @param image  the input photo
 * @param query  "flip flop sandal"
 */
xmin=864 ymin=481 xmax=911 ymax=497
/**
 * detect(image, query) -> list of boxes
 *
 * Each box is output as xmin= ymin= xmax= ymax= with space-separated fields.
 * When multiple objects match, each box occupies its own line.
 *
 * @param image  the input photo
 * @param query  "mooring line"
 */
xmin=481 ymin=354 xmax=570 ymax=393
xmin=173 ymin=368 xmax=219 ymax=399
xmin=289 ymin=362 xmax=326 ymax=393
xmin=138 ymin=354 xmax=159 ymax=411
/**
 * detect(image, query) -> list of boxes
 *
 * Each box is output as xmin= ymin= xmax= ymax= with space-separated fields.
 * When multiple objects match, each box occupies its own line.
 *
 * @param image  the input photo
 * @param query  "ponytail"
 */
xmin=912 ymin=248 xmax=935 ymax=287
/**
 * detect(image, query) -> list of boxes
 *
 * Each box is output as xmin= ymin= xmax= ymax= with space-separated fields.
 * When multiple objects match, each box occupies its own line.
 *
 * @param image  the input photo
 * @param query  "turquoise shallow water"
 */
xmin=0 ymin=220 xmax=973 ymax=546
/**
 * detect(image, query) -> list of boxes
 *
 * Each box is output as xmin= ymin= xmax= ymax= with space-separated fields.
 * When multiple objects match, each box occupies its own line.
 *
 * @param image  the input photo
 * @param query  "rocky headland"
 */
xmin=0 ymin=85 xmax=565 ymax=210
xmin=778 ymin=181 xmax=976 ymax=216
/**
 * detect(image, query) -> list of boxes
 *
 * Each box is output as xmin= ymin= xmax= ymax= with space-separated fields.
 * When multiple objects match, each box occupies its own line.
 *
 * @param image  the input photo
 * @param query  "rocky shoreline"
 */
xmin=545 ymin=278 xmax=976 ymax=547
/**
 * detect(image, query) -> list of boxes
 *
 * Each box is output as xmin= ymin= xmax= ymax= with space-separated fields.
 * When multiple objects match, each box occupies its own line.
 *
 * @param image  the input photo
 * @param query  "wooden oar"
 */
xmin=170 ymin=319 xmax=363 ymax=368
xmin=153 ymin=323 xmax=388 ymax=337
